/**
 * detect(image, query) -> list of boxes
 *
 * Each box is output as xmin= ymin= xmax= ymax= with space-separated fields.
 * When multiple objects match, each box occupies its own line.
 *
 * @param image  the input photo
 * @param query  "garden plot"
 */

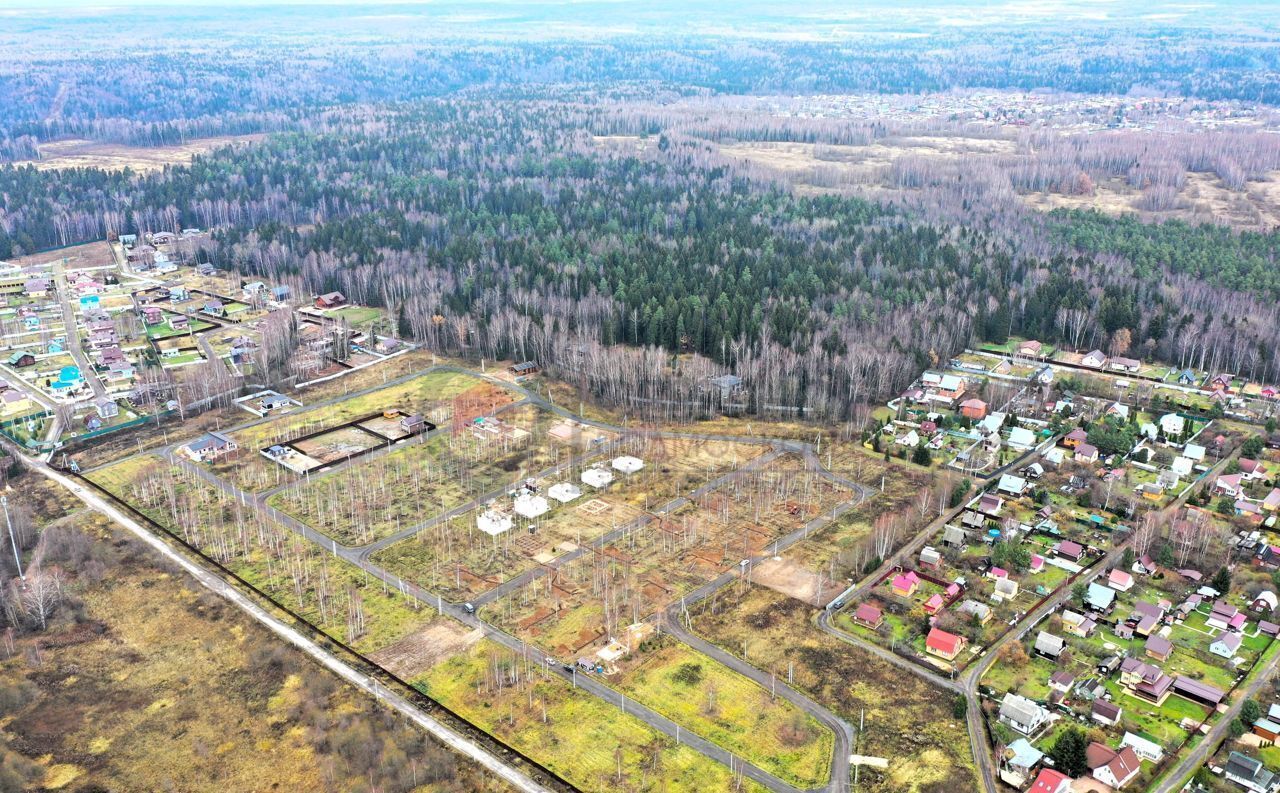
xmin=267 ymin=404 xmax=583 ymax=546
xmin=611 ymin=637 xmax=834 ymax=789
xmin=212 ymin=369 xmax=500 ymax=492
xmin=290 ymin=425 xmax=385 ymax=467
xmin=86 ymin=456 xmax=437 ymax=654
xmin=692 ymin=583 xmax=978 ymax=793
xmin=489 ymin=458 xmax=856 ymax=656
xmin=414 ymin=639 xmax=764 ymax=793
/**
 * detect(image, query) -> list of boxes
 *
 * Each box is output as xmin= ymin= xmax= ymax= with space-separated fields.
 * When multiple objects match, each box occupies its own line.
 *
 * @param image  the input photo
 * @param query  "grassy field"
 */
xmin=416 ymin=639 xmax=765 ymax=792
xmin=215 ymin=369 xmax=504 ymax=492
xmin=267 ymin=405 xmax=573 ymax=545
xmin=691 ymin=583 xmax=978 ymax=793
xmin=87 ymin=455 xmax=436 ymax=653
xmin=615 ymin=638 xmax=833 ymax=788
xmin=0 ymin=471 xmax=506 ymax=793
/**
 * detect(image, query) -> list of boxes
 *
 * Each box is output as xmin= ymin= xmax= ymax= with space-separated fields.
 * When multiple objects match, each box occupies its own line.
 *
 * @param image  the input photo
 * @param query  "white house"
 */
xmin=476 ymin=509 xmax=514 ymax=536
xmin=611 ymin=456 xmax=644 ymax=474
xmin=1121 ymin=732 xmax=1164 ymax=764
xmin=548 ymin=482 xmax=582 ymax=503
xmin=513 ymin=493 xmax=550 ymax=519
xmin=999 ymin=693 xmax=1051 ymax=736
xmin=1007 ymin=426 xmax=1037 ymax=451
xmin=1159 ymin=413 xmax=1186 ymax=438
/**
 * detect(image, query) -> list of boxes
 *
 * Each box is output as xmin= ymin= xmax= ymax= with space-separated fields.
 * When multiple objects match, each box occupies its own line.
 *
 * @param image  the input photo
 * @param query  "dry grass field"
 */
xmin=15 ymin=134 xmax=266 ymax=173
xmin=691 ymin=584 xmax=978 ymax=793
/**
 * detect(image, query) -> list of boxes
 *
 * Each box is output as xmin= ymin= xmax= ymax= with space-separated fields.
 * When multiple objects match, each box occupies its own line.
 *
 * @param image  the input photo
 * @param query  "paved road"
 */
xmin=9 ymin=445 xmax=557 ymax=793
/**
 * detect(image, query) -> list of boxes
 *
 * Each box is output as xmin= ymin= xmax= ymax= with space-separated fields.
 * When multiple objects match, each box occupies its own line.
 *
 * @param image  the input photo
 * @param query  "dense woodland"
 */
xmin=4 ymin=98 xmax=1280 ymax=417
xmin=2 ymin=10 xmax=1280 ymax=418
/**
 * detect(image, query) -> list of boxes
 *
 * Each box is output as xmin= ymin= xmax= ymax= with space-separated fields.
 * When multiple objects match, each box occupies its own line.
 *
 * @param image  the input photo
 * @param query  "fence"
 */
xmin=69 ymin=469 xmax=579 ymax=793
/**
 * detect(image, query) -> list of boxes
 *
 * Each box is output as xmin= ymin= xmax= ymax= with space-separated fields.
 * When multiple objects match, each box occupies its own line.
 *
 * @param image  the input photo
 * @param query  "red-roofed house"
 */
xmin=923 ymin=593 xmax=944 ymax=615
xmin=853 ymin=603 xmax=883 ymax=629
xmin=891 ymin=571 xmax=920 ymax=597
xmin=1088 ymin=743 xmax=1141 ymax=789
xmin=925 ymin=627 xmax=967 ymax=661
xmin=1029 ymin=768 xmax=1072 ymax=793
xmin=960 ymin=398 xmax=988 ymax=420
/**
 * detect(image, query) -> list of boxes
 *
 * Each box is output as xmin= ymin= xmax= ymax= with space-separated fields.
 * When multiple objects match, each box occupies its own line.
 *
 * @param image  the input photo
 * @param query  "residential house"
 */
xmin=1017 ymin=340 xmax=1043 ymax=357
xmin=1028 ymin=769 xmax=1072 ymax=793
xmin=999 ymin=693 xmax=1051 ymax=736
xmin=1075 ymin=443 xmax=1099 ymax=463
xmin=925 ymin=627 xmax=967 ymax=661
xmin=1119 ymin=657 xmax=1174 ymax=705
xmin=959 ymin=398 xmax=988 ymax=420
xmin=5 ymin=352 xmax=34 ymax=368
xmin=1210 ymin=632 xmax=1243 ymax=658
xmin=242 ymin=281 xmax=267 ymax=300
xmin=891 ymin=571 xmax=920 ymax=597
xmin=1108 ymin=569 xmax=1134 ymax=592
xmin=923 ymin=593 xmax=945 ymax=615
xmin=1159 ymin=413 xmax=1186 ymax=438
xmin=1082 ymin=350 xmax=1108 ymax=368
xmin=853 ymin=603 xmax=883 ymax=630
xmin=1109 ymin=356 xmax=1141 ymax=373
xmin=1208 ymin=601 xmax=1241 ymax=631
xmin=978 ymin=493 xmax=1004 ymax=515
xmin=919 ymin=546 xmax=942 ymax=569
xmin=1145 ymin=635 xmax=1173 ymax=662
xmin=1087 ymin=743 xmax=1141 ymax=789
xmin=203 ymin=300 xmax=225 ymax=317
xmin=1253 ymin=591 xmax=1278 ymax=613
xmin=94 ymin=398 xmax=118 ymax=419
xmin=1062 ymin=610 xmax=1097 ymax=638
xmin=1058 ymin=540 xmax=1085 ymax=562
xmin=958 ymin=600 xmax=992 ymax=624
xmin=1254 ymin=720 xmax=1280 ymax=744
xmin=942 ymin=525 xmax=968 ymax=547
xmin=1092 ymin=700 xmax=1123 ymax=727
xmin=1224 ymin=752 xmax=1277 ymax=793
xmin=1034 ymin=631 xmax=1065 ymax=659
xmin=1048 ymin=670 xmax=1076 ymax=694
xmin=994 ymin=578 xmax=1019 ymax=601
xmin=1007 ymin=426 xmax=1036 ymax=450
xmin=1001 ymin=738 xmax=1044 ymax=788
xmin=1217 ymin=474 xmax=1245 ymax=498
xmin=997 ymin=473 xmax=1027 ymax=496
xmin=141 ymin=306 xmax=164 ymax=325
xmin=315 ymin=291 xmax=346 ymax=309
xmin=401 ymin=414 xmax=428 ymax=434
xmin=169 ymin=314 xmax=189 ymax=332
xmin=1064 ymin=428 xmax=1088 ymax=448
xmin=183 ymin=432 xmax=238 ymax=462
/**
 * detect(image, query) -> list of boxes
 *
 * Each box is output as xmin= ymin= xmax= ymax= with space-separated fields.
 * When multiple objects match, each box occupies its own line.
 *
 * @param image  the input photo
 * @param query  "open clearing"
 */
xmin=692 ymin=583 xmax=978 ymax=793
xmin=15 ymin=134 xmax=267 ymax=173
xmin=415 ymin=639 xmax=765 ymax=793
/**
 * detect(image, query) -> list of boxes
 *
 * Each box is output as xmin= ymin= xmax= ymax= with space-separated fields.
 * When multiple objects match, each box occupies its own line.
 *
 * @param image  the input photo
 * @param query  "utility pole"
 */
xmin=2 ymin=497 xmax=21 ymax=581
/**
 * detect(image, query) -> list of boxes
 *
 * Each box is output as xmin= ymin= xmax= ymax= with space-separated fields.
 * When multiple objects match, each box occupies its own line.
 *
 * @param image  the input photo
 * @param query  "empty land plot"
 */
xmin=603 ymin=435 xmax=766 ymax=510
xmin=614 ymin=638 xmax=833 ymax=788
xmin=692 ymin=584 xmax=978 ymax=793
xmin=490 ymin=459 xmax=852 ymax=654
xmin=268 ymin=405 xmax=584 ymax=545
xmin=369 ymin=620 xmax=483 ymax=679
xmin=86 ymin=456 xmax=436 ymax=653
xmin=291 ymin=425 xmax=383 ymax=466
xmin=415 ymin=639 xmax=764 ymax=793
xmin=372 ymin=515 xmax=542 ymax=602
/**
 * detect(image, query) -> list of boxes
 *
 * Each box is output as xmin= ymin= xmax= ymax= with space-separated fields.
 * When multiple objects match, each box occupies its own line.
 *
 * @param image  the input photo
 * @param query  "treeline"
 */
xmin=4 ymin=23 xmax=1280 ymax=150
xmin=5 ymin=101 xmax=1280 ymax=414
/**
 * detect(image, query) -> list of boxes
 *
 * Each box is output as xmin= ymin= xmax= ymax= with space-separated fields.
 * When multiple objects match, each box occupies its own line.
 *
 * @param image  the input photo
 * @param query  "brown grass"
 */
xmin=15 ymin=134 xmax=266 ymax=174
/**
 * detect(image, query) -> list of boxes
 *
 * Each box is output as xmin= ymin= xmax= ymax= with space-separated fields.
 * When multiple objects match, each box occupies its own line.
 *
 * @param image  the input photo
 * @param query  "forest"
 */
xmin=1 ymin=5 xmax=1279 ymax=420
xmin=3 ymin=96 xmax=1280 ymax=419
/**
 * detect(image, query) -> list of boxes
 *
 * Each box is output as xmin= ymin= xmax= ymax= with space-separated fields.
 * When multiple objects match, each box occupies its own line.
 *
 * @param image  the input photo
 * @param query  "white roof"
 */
xmin=1043 ymin=447 xmax=1065 ymax=465
xmin=612 ymin=455 xmax=644 ymax=474
xmin=980 ymin=414 xmax=1005 ymax=435
xmin=547 ymin=482 xmax=582 ymax=503
xmin=1007 ymin=427 xmax=1036 ymax=449
xmin=998 ymin=473 xmax=1027 ymax=494
xmin=582 ymin=467 xmax=614 ymax=488
xmin=1160 ymin=413 xmax=1185 ymax=434
xmin=896 ymin=429 xmax=920 ymax=446
xmin=1121 ymin=732 xmax=1163 ymax=759
xmin=513 ymin=493 xmax=550 ymax=519
xmin=1172 ymin=456 xmax=1194 ymax=475
xmin=476 ymin=509 xmax=513 ymax=536
xmin=937 ymin=374 xmax=962 ymax=391
xmin=1183 ymin=443 xmax=1206 ymax=461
